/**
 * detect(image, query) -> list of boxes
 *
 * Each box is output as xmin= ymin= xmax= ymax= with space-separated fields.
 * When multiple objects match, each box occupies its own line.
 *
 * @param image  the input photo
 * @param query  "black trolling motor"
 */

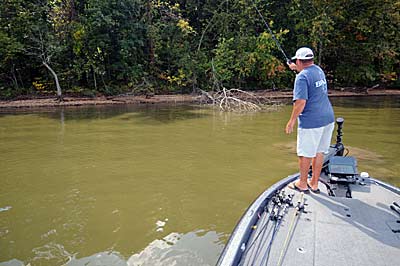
xmin=318 ymin=117 xmax=360 ymax=198
xmin=324 ymin=117 xmax=362 ymax=198
xmin=329 ymin=118 xmax=358 ymax=184
xmin=335 ymin=117 xmax=345 ymax=156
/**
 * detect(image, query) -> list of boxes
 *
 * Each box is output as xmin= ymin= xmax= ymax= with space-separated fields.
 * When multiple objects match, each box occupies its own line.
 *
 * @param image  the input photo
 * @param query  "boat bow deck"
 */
xmin=240 ymin=179 xmax=400 ymax=266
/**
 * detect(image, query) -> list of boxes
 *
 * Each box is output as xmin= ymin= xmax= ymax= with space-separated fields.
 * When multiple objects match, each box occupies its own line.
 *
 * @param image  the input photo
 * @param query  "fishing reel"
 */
xmin=276 ymin=190 xmax=294 ymax=206
xmin=269 ymin=190 xmax=295 ymax=221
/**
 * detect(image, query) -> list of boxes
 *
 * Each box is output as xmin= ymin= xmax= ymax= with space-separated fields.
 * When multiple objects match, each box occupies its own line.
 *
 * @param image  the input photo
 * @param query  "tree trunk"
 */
xmin=318 ymin=41 xmax=323 ymax=66
xmin=146 ymin=1 xmax=155 ymax=66
xmin=11 ymin=64 xmax=19 ymax=90
xmin=93 ymin=68 xmax=97 ymax=91
xmin=43 ymin=61 xmax=63 ymax=101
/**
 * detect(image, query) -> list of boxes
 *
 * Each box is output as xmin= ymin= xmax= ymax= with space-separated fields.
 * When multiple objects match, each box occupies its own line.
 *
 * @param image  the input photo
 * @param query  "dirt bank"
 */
xmin=0 ymin=89 xmax=399 ymax=109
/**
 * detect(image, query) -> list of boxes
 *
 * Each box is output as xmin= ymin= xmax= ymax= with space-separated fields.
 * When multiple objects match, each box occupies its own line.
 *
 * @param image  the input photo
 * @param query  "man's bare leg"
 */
xmin=295 ymin=156 xmax=312 ymax=190
xmin=310 ymin=152 xmax=324 ymax=190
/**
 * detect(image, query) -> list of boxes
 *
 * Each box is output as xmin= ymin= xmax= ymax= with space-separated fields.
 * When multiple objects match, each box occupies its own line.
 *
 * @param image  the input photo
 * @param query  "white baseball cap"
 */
xmin=291 ymin=47 xmax=314 ymax=60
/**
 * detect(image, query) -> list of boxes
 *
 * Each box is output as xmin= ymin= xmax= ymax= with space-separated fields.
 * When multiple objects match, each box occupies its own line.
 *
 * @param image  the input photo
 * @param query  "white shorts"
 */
xmin=297 ymin=122 xmax=335 ymax=158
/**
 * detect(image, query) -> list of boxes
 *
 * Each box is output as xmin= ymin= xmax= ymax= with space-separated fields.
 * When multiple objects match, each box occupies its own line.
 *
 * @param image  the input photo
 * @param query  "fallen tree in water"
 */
xmin=197 ymin=59 xmax=281 ymax=112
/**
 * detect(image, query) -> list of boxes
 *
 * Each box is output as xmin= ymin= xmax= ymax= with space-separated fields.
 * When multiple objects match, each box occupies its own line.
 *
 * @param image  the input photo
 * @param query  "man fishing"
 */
xmin=285 ymin=47 xmax=335 ymax=193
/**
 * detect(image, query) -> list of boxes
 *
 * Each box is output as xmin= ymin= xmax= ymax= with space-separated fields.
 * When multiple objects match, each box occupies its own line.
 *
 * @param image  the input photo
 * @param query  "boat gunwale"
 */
xmin=217 ymin=173 xmax=299 ymax=266
xmin=217 ymin=156 xmax=400 ymax=266
xmin=217 ymin=145 xmax=341 ymax=266
xmin=370 ymin=177 xmax=400 ymax=195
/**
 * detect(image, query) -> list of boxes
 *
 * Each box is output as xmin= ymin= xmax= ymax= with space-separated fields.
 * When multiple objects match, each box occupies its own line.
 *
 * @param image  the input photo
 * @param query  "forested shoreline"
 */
xmin=1 ymin=0 xmax=399 ymax=100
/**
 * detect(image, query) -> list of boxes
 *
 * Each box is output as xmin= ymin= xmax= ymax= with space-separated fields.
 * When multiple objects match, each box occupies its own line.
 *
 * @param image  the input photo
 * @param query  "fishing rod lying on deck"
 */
xmin=251 ymin=192 xmax=283 ymax=261
xmin=260 ymin=192 xmax=295 ymax=265
xmin=390 ymin=202 xmax=400 ymax=217
xmin=276 ymin=192 xmax=306 ymax=266
xmin=239 ymin=190 xmax=294 ymax=266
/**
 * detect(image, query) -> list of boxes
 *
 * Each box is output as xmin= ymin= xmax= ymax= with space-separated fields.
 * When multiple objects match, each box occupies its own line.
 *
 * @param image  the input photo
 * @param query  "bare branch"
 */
xmin=196 ymin=58 xmax=283 ymax=112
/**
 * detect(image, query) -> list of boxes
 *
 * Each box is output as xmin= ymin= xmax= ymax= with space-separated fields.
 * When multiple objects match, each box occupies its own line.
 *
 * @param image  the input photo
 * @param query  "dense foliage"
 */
xmin=0 ymin=0 xmax=398 ymax=99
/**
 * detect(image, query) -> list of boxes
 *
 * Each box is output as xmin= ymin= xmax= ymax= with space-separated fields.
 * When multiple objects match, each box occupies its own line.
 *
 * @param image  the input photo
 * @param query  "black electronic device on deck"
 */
xmin=328 ymin=156 xmax=358 ymax=183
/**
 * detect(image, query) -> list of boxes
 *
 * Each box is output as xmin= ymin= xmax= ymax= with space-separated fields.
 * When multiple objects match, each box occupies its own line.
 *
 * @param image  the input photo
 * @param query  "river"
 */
xmin=0 ymin=96 xmax=399 ymax=266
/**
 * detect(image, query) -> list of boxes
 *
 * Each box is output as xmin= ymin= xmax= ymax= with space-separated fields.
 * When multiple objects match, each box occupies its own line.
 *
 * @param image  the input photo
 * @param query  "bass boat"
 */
xmin=217 ymin=118 xmax=400 ymax=266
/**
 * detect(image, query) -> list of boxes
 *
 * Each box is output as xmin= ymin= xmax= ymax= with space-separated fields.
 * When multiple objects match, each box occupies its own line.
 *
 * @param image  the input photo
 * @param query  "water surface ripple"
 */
xmin=0 ymin=97 xmax=399 ymax=265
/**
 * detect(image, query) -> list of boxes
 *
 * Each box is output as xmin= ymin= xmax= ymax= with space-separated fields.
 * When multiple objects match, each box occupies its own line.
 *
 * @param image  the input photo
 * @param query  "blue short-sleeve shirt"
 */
xmin=293 ymin=65 xmax=334 ymax=128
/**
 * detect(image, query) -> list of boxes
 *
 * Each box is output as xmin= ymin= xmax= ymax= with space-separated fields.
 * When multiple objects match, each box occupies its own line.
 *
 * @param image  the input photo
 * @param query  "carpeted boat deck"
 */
xmin=240 ymin=179 xmax=400 ymax=266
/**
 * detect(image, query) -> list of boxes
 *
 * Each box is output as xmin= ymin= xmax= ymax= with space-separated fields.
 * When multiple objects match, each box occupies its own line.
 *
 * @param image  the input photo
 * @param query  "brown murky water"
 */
xmin=0 ymin=96 xmax=399 ymax=266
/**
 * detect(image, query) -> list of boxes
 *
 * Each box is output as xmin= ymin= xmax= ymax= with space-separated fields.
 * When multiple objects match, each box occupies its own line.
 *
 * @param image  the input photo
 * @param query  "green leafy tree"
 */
xmin=287 ymin=0 xmax=399 ymax=86
xmin=0 ymin=0 xmax=67 ymax=98
xmin=1 ymin=0 xmax=398 ymax=99
xmin=0 ymin=0 xmax=39 ymax=97
xmin=145 ymin=0 xmax=196 ymax=92
xmin=70 ymin=0 xmax=146 ymax=94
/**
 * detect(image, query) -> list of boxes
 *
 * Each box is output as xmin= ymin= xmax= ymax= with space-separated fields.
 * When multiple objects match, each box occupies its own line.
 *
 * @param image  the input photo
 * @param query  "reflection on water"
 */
xmin=0 ymin=232 xmax=223 ymax=266
xmin=66 ymin=231 xmax=222 ymax=266
xmin=126 ymin=231 xmax=223 ymax=266
xmin=0 ymin=96 xmax=399 ymax=265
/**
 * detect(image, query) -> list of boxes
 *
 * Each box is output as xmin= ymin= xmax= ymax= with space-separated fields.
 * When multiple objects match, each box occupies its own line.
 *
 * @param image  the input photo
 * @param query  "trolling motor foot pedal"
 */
xmin=328 ymin=156 xmax=358 ymax=184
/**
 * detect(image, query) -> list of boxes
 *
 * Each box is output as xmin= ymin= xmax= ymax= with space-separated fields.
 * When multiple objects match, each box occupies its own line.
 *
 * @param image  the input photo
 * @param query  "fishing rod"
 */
xmin=239 ymin=190 xmax=291 ymax=266
xmin=276 ymin=192 xmax=305 ymax=266
xmin=244 ymin=209 xmax=272 ymax=265
xmin=250 ymin=0 xmax=292 ymax=65
xmin=390 ymin=204 xmax=400 ymax=217
xmin=249 ymin=199 xmax=278 ymax=260
xmin=251 ymin=191 xmax=292 ymax=265
xmin=260 ymin=192 xmax=294 ymax=265
xmin=241 ymin=191 xmax=285 ymax=266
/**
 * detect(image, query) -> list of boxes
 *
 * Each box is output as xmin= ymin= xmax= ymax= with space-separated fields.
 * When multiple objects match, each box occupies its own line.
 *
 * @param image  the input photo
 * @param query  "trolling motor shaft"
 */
xmin=335 ymin=117 xmax=344 ymax=156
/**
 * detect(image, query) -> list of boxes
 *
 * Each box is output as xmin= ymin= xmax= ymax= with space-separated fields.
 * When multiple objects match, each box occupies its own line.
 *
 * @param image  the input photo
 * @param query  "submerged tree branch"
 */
xmin=197 ymin=59 xmax=281 ymax=112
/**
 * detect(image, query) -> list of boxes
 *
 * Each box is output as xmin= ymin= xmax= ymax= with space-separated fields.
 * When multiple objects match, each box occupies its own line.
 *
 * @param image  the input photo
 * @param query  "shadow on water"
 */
xmin=116 ymin=104 xmax=211 ymax=125
xmin=1 ymin=95 xmax=398 ymax=122
xmin=331 ymin=95 xmax=400 ymax=108
xmin=0 ymin=103 xmax=212 ymax=124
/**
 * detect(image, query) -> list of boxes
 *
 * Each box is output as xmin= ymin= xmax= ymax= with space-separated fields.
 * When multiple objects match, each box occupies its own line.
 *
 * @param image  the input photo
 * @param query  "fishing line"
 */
xmin=250 ymin=0 xmax=291 ymax=64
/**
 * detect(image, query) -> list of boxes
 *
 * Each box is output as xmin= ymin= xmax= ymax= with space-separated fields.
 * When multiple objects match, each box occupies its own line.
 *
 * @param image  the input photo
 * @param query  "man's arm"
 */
xmin=285 ymin=99 xmax=306 ymax=134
